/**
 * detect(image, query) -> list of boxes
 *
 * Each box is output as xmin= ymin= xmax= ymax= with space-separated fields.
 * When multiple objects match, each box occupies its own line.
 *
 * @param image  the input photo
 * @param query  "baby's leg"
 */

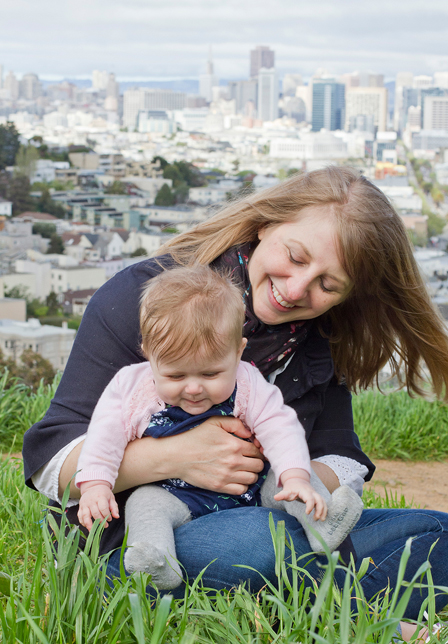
xmin=260 ymin=469 xmax=363 ymax=553
xmin=124 ymin=485 xmax=191 ymax=589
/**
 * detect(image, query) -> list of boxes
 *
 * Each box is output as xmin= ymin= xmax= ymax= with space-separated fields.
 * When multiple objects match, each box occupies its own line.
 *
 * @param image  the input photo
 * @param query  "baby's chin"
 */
xmin=179 ymin=401 xmax=213 ymax=415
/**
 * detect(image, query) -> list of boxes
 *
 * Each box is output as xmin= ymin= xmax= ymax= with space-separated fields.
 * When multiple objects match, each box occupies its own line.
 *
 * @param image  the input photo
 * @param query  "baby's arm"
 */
xmin=78 ymin=480 xmax=120 ymax=531
xmin=274 ymin=468 xmax=327 ymax=520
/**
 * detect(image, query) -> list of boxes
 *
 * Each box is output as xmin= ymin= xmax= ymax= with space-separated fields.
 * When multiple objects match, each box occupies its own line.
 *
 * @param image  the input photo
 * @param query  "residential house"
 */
xmin=0 ymin=197 xmax=13 ymax=217
xmin=62 ymin=288 xmax=97 ymax=316
xmin=0 ymin=318 xmax=75 ymax=370
xmin=50 ymin=265 xmax=106 ymax=295
xmin=14 ymin=211 xmax=66 ymax=235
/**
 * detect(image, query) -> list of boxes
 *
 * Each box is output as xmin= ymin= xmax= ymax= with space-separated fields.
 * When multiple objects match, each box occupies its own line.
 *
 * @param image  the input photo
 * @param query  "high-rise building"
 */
xmin=345 ymin=87 xmax=387 ymax=132
xmin=19 ymin=73 xmax=42 ymax=100
xmin=92 ymin=70 xmax=109 ymax=91
xmin=228 ymin=79 xmax=258 ymax=115
xmin=413 ymin=75 xmax=433 ymax=89
xmin=311 ymin=80 xmax=345 ymax=131
xmin=123 ymin=88 xmax=186 ymax=130
xmin=434 ymin=72 xmax=448 ymax=89
xmin=4 ymin=71 xmax=19 ymax=100
xmin=423 ymin=96 xmax=448 ymax=130
xmin=257 ymin=68 xmax=279 ymax=122
xmin=106 ymin=73 xmax=119 ymax=100
xmin=394 ymin=72 xmax=414 ymax=132
xmin=282 ymin=74 xmax=303 ymax=97
xmin=250 ymin=46 xmax=274 ymax=79
xmin=199 ymin=49 xmax=219 ymax=103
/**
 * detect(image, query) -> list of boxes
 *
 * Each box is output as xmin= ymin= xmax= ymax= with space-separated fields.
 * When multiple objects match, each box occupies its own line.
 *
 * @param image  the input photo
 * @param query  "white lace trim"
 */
xmin=313 ymin=455 xmax=368 ymax=497
xmin=31 ymin=434 xmax=86 ymax=506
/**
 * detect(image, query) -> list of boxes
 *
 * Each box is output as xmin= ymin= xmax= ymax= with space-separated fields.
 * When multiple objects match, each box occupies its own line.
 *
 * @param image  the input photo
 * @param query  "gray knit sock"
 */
xmin=124 ymin=485 xmax=191 ymax=589
xmin=260 ymin=469 xmax=363 ymax=553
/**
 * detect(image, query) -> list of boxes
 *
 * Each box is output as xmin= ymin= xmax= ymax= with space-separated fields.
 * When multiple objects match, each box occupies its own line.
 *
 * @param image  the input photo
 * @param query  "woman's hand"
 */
xmin=164 ymin=416 xmax=265 ymax=495
xmin=60 ymin=416 xmax=265 ymax=500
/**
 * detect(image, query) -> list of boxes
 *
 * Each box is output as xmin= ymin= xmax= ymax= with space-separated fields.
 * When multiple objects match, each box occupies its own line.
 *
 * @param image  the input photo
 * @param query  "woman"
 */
xmin=23 ymin=167 xmax=448 ymax=628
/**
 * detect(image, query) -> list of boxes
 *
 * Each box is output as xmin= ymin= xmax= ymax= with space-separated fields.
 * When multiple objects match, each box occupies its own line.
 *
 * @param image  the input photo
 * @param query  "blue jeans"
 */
xmin=106 ymin=507 xmax=448 ymax=619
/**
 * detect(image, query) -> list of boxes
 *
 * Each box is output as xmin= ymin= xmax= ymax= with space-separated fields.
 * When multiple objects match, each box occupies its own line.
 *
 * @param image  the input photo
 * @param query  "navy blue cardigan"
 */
xmin=22 ymin=257 xmax=374 ymax=553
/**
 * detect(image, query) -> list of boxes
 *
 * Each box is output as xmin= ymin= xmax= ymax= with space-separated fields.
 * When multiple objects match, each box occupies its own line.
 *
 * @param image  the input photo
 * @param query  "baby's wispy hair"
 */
xmin=140 ymin=264 xmax=245 ymax=364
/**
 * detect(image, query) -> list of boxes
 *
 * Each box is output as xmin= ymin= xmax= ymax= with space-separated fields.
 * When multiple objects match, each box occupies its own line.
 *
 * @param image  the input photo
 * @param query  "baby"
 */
xmin=76 ymin=264 xmax=363 ymax=589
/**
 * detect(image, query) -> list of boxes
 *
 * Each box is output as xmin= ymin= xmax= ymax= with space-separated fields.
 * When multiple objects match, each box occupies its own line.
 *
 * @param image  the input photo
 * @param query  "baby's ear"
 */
xmin=239 ymin=338 xmax=248 ymax=356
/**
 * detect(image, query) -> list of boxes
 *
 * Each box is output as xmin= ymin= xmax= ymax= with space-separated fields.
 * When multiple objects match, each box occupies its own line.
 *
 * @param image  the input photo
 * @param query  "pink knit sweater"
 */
xmin=75 ymin=361 xmax=311 ymax=489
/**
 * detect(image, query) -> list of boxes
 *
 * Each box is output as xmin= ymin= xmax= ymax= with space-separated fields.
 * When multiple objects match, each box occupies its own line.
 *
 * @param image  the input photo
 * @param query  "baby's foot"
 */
xmin=124 ymin=542 xmax=183 ymax=589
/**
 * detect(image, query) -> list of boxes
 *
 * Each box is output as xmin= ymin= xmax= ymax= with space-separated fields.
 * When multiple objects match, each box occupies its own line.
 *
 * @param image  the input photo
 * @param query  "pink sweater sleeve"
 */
xmin=240 ymin=363 xmax=311 ymax=486
xmin=75 ymin=363 xmax=155 ymax=487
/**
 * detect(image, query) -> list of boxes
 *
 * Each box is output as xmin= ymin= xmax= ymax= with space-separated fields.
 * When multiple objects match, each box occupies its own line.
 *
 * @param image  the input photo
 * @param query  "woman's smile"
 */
xmin=248 ymin=205 xmax=353 ymax=325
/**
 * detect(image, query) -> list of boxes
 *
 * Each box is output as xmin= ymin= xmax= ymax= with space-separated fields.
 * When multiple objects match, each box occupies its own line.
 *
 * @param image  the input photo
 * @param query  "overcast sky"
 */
xmin=1 ymin=0 xmax=448 ymax=82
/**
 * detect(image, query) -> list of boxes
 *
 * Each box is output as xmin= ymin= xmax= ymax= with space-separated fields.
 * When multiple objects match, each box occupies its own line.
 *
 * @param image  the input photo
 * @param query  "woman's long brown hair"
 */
xmin=157 ymin=166 xmax=448 ymax=400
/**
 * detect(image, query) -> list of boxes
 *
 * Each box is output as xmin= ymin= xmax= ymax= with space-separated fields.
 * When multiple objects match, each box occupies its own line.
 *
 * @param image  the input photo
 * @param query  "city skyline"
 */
xmin=1 ymin=0 xmax=448 ymax=80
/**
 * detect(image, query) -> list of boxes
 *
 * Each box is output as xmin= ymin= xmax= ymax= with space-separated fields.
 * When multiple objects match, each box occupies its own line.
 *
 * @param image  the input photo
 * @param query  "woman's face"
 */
xmin=248 ymin=205 xmax=353 ymax=325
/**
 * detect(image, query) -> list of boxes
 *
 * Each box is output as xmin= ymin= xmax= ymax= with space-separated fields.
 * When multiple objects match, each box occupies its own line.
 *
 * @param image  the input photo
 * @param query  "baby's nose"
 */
xmin=185 ymin=380 xmax=202 ymax=395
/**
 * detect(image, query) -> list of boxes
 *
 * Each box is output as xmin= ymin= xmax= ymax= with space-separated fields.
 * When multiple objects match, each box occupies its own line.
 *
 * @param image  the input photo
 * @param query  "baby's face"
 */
xmin=149 ymin=340 xmax=246 ymax=415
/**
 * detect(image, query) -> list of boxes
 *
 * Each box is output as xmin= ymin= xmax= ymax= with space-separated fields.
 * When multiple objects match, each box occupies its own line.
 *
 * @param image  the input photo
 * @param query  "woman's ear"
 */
xmin=257 ymin=227 xmax=266 ymax=241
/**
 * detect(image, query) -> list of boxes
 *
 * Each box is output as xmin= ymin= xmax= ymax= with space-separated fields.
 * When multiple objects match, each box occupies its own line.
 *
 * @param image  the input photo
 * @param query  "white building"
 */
xmin=423 ymin=96 xmax=448 ymax=130
xmin=199 ymin=52 xmax=219 ymax=103
xmin=138 ymin=110 xmax=176 ymax=135
xmin=30 ymin=159 xmax=56 ymax=184
xmin=173 ymin=108 xmax=209 ymax=132
xmin=434 ymin=72 xmax=448 ymax=89
xmin=270 ymin=130 xmax=348 ymax=160
xmin=435 ymin=163 xmax=448 ymax=186
xmin=50 ymin=266 xmax=106 ymax=294
xmin=0 ymin=197 xmax=12 ymax=217
xmin=258 ymin=68 xmax=279 ymax=122
xmin=345 ymin=87 xmax=387 ymax=132
xmin=123 ymin=89 xmax=187 ymax=131
xmin=0 ymin=318 xmax=75 ymax=371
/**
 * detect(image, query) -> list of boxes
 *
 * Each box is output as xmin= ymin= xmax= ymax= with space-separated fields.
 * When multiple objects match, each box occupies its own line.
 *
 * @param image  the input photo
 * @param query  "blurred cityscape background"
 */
xmin=1 ymin=1 xmax=448 ymax=375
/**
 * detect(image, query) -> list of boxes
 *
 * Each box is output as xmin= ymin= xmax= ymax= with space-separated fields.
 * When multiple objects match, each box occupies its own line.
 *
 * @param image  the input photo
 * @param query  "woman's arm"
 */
xmin=310 ymin=461 xmax=340 ymax=493
xmin=60 ymin=416 xmax=265 ymax=500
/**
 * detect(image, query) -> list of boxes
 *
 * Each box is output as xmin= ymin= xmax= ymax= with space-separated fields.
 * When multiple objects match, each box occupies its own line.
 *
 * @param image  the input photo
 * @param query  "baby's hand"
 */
xmin=78 ymin=481 xmax=119 ymax=531
xmin=274 ymin=476 xmax=327 ymax=521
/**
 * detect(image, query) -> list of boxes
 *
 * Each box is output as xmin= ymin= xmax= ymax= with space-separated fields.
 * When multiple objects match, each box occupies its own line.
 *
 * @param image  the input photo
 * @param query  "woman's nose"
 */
xmin=286 ymin=275 xmax=311 ymax=301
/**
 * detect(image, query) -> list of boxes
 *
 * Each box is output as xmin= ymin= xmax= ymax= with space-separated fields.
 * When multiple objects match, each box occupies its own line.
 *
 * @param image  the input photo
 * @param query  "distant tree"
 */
xmin=152 ymin=155 xmax=169 ymax=170
xmin=35 ymin=187 xmax=66 ymax=218
xmin=104 ymin=180 xmax=127 ymax=194
xmin=130 ymin=247 xmax=148 ymax=257
xmin=32 ymin=222 xmax=56 ymax=238
xmin=432 ymin=187 xmax=445 ymax=206
xmin=0 ymin=122 xmax=20 ymax=170
xmin=162 ymin=163 xmax=184 ymax=186
xmin=15 ymin=348 xmax=56 ymax=389
xmin=162 ymin=226 xmax=179 ymax=234
xmin=46 ymin=233 xmax=65 ymax=255
xmin=287 ymin=168 xmax=301 ymax=177
xmin=155 ymin=183 xmax=176 ymax=206
xmin=45 ymin=291 xmax=62 ymax=316
xmin=15 ymin=145 xmax=40 ymax=179
xmin=8 ymin=174 xmax=34 ymax=215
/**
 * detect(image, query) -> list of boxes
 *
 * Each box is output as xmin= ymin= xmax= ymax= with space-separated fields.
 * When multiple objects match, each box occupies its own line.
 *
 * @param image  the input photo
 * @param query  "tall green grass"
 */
xmin=0 ymin=370 xmax=60 ymax=453
xmin=0 ymin=456 xmax=445 ymax=643
xmin=353 ymin=389 xmax=448 ymax=461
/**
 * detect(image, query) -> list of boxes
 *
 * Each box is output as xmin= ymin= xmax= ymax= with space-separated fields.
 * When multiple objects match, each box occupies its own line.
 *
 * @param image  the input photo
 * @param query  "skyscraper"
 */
xmin=312 ymin=80 xmax=345 ymax=131
xmin=19 ymin=73 xmax=42 ymax=100
xmin=250 ymin=46 xmax=274 ymax=79
xmin=257 ymin=68 xmax=279 ymax=122
xmin=199 ymin=48 xmax=219 ymax=103
xmin=345 ymin=87 xmax=387 ymax=132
